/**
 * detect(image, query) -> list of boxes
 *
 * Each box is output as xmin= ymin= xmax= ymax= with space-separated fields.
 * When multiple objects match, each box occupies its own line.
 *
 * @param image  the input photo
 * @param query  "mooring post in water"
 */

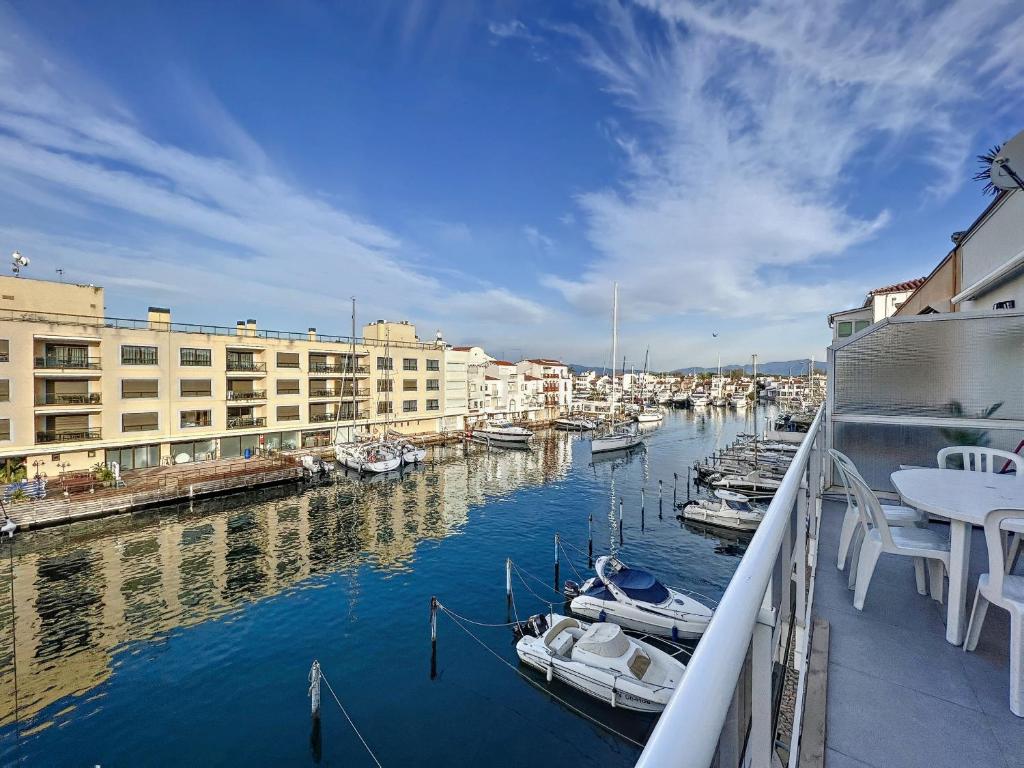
xmin=309 ymin=660 xmax=321 ymax=723
xmin=506 ymin=558 xmax=512 ymax=606
xmin=687 ymin=466 xmax=692 ymax=501
xmin=587 ymin=514 xmax=593 ymax=567
xmin=640 ymin=486 xmax=645 ymax=513
xmin=553 ymin=533 xmax=560 ymax=592
xmin=673 ymin=472 xmax=678 ymax=506
xmin=430 ymin=596 xmax=438 ymax=680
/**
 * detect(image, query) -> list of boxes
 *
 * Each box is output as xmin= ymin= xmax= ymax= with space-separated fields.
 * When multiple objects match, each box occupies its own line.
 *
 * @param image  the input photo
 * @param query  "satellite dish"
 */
xmin=991 ymin=129 xmax=1024 ymax=192
xmin=11 ymin=251 xmax=29 ymax=276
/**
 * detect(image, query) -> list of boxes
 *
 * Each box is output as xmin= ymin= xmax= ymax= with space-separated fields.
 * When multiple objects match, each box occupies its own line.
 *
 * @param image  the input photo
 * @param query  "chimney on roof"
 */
xmin=308 ymin=327 xmax=317 ymax=342
xmin=147 ymin=306 xmax=170 ymax=331
xmin=246 ymin=318 xmax=257 ymax=337
xmin=236 ymin=320 xmax=245 ymax=337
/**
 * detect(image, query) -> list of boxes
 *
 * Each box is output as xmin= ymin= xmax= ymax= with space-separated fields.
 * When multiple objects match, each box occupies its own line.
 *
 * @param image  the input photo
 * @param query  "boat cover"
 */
xmin=583 ymin=565 xmax=670 ymax=604
xmin=577 ymin=623 xmax=629 ymax=658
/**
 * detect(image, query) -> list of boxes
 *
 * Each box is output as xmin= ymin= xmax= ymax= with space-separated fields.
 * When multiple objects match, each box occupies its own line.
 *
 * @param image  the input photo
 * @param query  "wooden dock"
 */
xmin=8 ymin=456 xmax=304 ymax=531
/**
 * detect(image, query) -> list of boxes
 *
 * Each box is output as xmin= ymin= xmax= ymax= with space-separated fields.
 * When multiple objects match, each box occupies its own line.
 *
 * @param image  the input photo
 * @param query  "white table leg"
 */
xmin=946 ymin=520 xmax=971 ymax=645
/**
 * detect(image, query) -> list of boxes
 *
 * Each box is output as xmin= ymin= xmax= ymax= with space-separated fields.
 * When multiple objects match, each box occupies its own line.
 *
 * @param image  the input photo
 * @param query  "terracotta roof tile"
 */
xmin=868 ymin=277 xmax=926 ymax=296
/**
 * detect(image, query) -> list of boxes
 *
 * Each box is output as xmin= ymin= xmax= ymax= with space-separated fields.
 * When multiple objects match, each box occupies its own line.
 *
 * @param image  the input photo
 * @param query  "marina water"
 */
xmin=0 ymin=408 xmax=770 ymax=766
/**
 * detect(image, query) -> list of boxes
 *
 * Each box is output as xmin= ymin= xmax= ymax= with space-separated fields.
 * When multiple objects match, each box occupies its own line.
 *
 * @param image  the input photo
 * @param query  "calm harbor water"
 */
xmin=0 ymin=407 xmax=769 ymax=766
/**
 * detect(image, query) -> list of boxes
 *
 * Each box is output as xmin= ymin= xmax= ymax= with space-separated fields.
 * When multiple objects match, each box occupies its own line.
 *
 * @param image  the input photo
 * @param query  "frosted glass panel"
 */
xmin=833 ymin=314 xmax=1024 ymax=419
xmin=832 ymin=421 xmax=1024 ymax=492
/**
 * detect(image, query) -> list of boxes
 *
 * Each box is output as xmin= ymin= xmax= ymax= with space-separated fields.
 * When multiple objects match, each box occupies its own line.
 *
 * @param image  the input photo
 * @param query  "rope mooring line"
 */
xmin=436 ymin=604 xmax=645 ymax=749
xmin=319 ymin=669 xmax=384 ymax=768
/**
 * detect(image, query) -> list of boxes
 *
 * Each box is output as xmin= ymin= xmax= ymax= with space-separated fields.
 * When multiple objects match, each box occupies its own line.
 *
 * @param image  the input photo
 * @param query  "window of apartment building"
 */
xmin=402 ymin=358 xmax=418 ymax=371
xmin=0 ymin=339 xmax=9 ymax=362
xmin=836 ymin=320 xmax=871 ymax=338
xmin=277 ymin=405 xmax=301 ymax=421
xmin=277 ymin=379 xmax=300 ymax=395
xmin=377 ymin=401 xmax=393 ymax=415
xmin=0 ymin=380 xmax=8 ymax=402
xmin=122 ymin=379 xmax=159 ymax=399
xmin=0 ymin=419 xmax=9 ymax=441
xmin=402 ymin=379 xmax=417 ymax=391
xmin=180 ymin=410 xmax=212 ymax=429
xmin=122 ymin=345 xmax=158 ymax=365
xmin=122 ymin=412 xmax=159 ymax=432
xmin=402 ymin=399 xmax=418 ymax=413
xmin=180 ymin=347 xmax=211 ymax=366
xmin=376 ymin=380 xmax=393 ymax=393
xmin=426 ymin=358 xmax=439 ymax=371
xmin=376 ymin=356 xmax=393 ymax=371
xmin=180 ymin=379 xmax=212 ymax=398
xmin=277 ymin=352 xmax=300 ymax=369
xmin=426 ymin=399 xmax=439 ymax=411
xmin=426 ymin=379 xmax=439 ymax=391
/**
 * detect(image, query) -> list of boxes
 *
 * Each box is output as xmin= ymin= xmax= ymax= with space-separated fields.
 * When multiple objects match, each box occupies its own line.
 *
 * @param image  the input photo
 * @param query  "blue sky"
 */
xmin=0 ymin=1 xmax=1022 ymax=369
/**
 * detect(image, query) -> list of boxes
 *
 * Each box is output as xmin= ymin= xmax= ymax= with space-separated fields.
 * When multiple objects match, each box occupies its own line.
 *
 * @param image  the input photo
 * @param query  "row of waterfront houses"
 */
xmin=0 ymin=274 xmax=572 ymax=476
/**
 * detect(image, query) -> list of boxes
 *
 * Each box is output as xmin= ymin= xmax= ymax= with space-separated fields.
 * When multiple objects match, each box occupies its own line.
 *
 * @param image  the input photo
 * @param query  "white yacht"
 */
xmin=590 ymin=283 xmax=645 ymax=456
xmin=515 ymin=612 xmax=686 ymax=712
xmin=471 ymin=419 xmax=533 ymax=445
xmin=678 ymin=489 xmax=764 ymax=531
xmin=635 ymin=408 xmax=664 ymax=424
xmin=712 ymin=470 xmax=782 ymax=493
xmin=689 ymin=391 xmax=709 ymax=407
xmin=335 ymin=440 xmax=403 ymax=474
xmin=729 ymin=392 xmax=748 ymax=408
xmin=554 ymin=416 xmax=598 ymax=431
xmin=566 ymin=556 xmax=714 ymax=639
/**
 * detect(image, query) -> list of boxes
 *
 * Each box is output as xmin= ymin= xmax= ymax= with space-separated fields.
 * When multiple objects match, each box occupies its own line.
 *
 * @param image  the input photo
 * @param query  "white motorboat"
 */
xmin=671 ymin=392 xmax=690 ymax=406
xmin=515 ymin=612 xmax=686 ymax=712
xmin=689 ymin=391 xmax=709 ymax=407
xmin=729 ymin=393 xmax=748 ymax=408
xmin=592 ymin=425 xmax=644 ymax=453
xmin=471 ymin=419 xmax=533 ymax=445
xmin=566 ymin=556 xmax=713 ymax=639
xmin=712 ymin=470 xmax=782 ymax=493
xmin=554 ymin=416 xmax=598 ymax=431
xmin=392 ymin=439 xmax=426 ymax=465
xmin=300 ymin=454 xmax=334 ymax=476
xmin=335 ymin=441 xmax=403 ymax=473
xmin=711 ymin=396 xmax=728 ymax=408
xmin=635 ymin=408 xmax=664 ymax=424
xmin=677 ymin=489 xmax=764 ymax=531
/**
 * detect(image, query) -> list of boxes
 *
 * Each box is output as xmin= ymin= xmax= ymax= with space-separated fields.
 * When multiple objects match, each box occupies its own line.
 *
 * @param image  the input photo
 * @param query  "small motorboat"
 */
xmin=635 ymin=408 xmax=664 ymax=424
xmin=689 ymin=392 xmax=709 ymax=407
xmin=470 ymin=419 xmax=533 ymax=445
xmin=591 ymin=425 xmax=644 ymax=454
xmin=565 ymin=556 xmax=713 ymax=639
xmin=300 ymin=454 xmax=334 ymax=477
xmin=671 ymin=392 xmax=690 ymax=407
xmin=712 ymin=470 xmax=782 ymax=493
xmin=392 ymin=439 xmax=426 ymax=465
xmin=554 ymin=416 xmax=598 ymax=431
xmin=729 ymin=393 xmax=748 ymax=408
xmin=677 ymin=489 xmax=764 ymax=531
xmin=515 ymin=613 xmax=685 ymax=712
xmin=711 ymin=396 xmax=728 ymax=408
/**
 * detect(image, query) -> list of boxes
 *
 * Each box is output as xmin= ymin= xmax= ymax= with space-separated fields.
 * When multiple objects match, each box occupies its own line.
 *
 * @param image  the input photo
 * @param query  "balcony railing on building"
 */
xmin=34 ymin=356 xmax=102 ymax=370
xmin=36 ymin=393 xmax=102 ymax=406
xmin=310 ymin=412 xmax=339 ymax=423
xmin=227 ymin=390 xmax=267 ymax=401
xmin=227 ymin=416 xmax=267 ymax=429
xmin=226 ymin=360 xmax=266 ymax=373
xmin=36 ymin=428 xmax=102 ymax=444
xmin=309 ymin=388 xmax=369 ymax=398
xmin=309 ymin=363 xmax=369 ymax=375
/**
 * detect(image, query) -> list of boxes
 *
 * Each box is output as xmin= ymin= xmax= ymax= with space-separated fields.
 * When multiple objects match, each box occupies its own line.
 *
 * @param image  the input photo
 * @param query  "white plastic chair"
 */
xmin=846 ymin=470 xmax=951 ymax=611
xmin=829 ymin=449 xmax=926 ymax=573
xmin=963 ymin=508 xmax=1024 ymax=717
xmin=938 ymin=446 xmax=1024 ymax=574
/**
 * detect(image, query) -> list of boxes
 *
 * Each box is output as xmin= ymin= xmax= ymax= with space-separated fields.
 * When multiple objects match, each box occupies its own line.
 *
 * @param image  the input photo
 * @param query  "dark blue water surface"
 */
xmin=0 ymin=408 xmax=768 ymax=767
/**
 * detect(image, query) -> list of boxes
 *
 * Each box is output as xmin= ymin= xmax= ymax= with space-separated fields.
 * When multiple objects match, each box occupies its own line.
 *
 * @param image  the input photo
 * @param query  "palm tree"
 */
xmin=973 ymin=145 xmax=1003 ymax=197
xmin=0 ymin=457 xmax=26 ymax=484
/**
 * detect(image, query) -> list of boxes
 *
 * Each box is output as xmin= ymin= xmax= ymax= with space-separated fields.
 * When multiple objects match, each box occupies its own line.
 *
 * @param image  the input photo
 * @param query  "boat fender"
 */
xmin=598 ymin=609 xmax=607 ymax=622
xmin=546 ymin=663 xmax=553 ymax=683
xmin=610 ymin=678 xmax=616 ymax=708
xmin=671 ymin=624 xmax=679 ymax=642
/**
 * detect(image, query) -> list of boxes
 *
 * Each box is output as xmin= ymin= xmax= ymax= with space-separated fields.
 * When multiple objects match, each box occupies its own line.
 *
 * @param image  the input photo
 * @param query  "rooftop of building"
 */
xmin=868 ymin=277 xmax=927 ymax=296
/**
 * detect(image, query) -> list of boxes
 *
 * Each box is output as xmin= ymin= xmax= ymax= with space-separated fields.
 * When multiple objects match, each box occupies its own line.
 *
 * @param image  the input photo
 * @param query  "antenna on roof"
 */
xmin=10 ymin=251 xmax=29 ymax=277
xmin=990 ymin=129 xmax=1024 ymax=192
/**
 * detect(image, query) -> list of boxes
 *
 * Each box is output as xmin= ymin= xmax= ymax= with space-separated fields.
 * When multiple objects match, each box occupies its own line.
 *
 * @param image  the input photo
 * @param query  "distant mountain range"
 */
xmin=568 ymin=359 xmax=827 ymax=376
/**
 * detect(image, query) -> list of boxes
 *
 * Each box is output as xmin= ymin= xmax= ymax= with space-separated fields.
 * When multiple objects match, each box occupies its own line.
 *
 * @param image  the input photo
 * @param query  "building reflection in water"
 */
xmin=0 ymin=432 xmax=574 ymax=729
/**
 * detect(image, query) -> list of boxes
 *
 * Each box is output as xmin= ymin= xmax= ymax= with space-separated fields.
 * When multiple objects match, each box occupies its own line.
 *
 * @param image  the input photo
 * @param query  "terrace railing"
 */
xmin=636 ymin=405 xmax=824 ymax=768
xmin=226 ymin=390 xmax=267 ymax=401
xmin=34 ymin=356 xmax=102 ymax=370
xmin=226 ymin=360 xmax=266 ymax=373
xmin=36 ymin=393 xmax=102 ymax=406
xmin=0 ymin=307 xmax=437 ymax=350
xmin=226 ymin=416 xmax=267 ymax=430
xmin=36 ymin=429 xmax=103 ymax=444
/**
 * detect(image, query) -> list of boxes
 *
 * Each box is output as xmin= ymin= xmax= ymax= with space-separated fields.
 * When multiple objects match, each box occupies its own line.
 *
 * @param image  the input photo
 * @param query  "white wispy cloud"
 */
xmin=0 ymin=9 xmax=548 ymax=342
xmin=487 ymin=19 xmax=541 ymax=44
xmin=544 ymin=0 xmax=1024 ymax=339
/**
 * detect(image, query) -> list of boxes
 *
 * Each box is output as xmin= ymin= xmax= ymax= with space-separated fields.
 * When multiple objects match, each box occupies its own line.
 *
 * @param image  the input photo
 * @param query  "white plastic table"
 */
xmin=891 ymin=468 xmax=1024 ymax=645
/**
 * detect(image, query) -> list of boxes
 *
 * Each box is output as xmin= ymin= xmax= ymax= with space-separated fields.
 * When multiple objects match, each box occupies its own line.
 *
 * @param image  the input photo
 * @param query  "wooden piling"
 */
xmin=588 ymin=514 xmax=593 ymax=567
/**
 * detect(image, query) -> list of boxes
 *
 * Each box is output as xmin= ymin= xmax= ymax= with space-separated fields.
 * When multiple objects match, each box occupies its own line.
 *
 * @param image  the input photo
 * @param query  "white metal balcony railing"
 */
xmin=637 ymin=405 xmax=824 ymax=768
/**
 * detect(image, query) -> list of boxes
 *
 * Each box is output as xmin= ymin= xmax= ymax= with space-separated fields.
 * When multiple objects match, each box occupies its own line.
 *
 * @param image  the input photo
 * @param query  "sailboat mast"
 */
xmin=610 ymin=282 xmax=618 ymax=428
xmin=350 ymin=297 xmax=356 ymax=440
xmin=752 ymin=353 xmax=758 ymax=466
